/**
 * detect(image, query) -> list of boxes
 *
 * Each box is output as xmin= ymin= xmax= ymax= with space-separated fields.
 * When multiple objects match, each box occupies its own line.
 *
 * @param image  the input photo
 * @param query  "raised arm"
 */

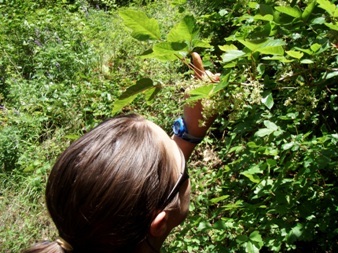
xmin=173 ymin=52 xmax=219 ymax=161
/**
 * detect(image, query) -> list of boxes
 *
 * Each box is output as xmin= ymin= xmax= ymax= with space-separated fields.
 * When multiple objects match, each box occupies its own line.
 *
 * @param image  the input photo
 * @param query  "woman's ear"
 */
xmin=149 ymin=211 xmax=168 ymax=237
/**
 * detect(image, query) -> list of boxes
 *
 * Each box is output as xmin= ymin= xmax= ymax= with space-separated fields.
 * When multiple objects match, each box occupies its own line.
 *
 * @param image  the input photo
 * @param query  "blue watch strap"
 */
xmin=173 ymin=117 xmax=203 ymax=144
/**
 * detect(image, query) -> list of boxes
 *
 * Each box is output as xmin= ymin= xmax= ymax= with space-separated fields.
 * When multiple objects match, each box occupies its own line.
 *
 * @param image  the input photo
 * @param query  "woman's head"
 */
xmin=43 ymin=114 xmax=190 ymax=252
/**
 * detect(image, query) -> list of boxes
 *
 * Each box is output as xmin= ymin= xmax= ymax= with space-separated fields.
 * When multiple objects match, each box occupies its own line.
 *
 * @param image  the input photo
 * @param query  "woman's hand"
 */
xmin=191 ymin=52 xmax=220 ymax=83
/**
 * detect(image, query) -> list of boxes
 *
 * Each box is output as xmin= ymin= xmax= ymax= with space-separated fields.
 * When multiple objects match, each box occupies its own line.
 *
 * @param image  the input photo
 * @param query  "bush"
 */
xmin=115 ymin=0 xmax=338 ymax=252
xmin=165 ymin=0 xmax=338 ymax=252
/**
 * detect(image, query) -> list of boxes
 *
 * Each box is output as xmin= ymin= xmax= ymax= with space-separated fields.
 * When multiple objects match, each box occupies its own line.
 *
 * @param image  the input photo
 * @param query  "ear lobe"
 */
xmin=149 ymin=211 xmax=168 ymax=237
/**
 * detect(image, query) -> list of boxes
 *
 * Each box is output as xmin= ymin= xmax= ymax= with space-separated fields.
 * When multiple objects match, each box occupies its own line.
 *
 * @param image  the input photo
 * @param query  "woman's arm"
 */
xmin=173 ymin=101 xmax=216 ymax=161
xmin=173 ymin=52 xmax=219 ymax=161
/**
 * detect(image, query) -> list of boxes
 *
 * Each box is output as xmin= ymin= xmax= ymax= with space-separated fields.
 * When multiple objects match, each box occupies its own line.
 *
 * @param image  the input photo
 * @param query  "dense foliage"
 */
xmin=180 ymin=1 xmax=338 ymax=252
xmin=1 ymin=0 xmax=338 ymax=252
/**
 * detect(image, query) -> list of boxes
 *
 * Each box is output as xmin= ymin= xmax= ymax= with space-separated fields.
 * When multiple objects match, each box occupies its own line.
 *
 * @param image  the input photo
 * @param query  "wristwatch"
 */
xmin=173 ymin=117 xmax=203 ymax=144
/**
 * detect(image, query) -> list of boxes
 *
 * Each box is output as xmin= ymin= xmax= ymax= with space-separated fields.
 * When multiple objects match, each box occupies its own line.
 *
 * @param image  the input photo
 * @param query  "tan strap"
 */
xmin=56 ymin=237 xmax=73 ymax=252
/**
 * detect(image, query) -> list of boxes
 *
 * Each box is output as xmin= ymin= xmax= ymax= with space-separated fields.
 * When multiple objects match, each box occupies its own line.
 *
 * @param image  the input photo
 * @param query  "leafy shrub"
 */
xmin=117 ymin=0 xmax=338 ymax=252
xmin=182 ymin=0 xmax=338 ymax=252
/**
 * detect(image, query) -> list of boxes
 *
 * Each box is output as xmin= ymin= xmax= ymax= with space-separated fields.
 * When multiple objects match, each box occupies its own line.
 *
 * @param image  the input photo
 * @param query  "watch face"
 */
xmin=173 ymin=118 xmax=203 ymax=144
xmin=173 ymin=118 xmax=185 ymax=136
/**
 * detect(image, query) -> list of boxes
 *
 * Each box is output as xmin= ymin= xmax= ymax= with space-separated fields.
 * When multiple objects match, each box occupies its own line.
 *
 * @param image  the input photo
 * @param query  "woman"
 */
xmin=23 ymin=53 xmax=218 ymax=253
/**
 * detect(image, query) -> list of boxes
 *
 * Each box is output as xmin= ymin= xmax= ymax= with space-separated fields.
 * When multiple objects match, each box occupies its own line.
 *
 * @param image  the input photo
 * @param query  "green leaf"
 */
xmin=291 ymin=224 xmax=303 ymax=238
xmin=275 ymin=6 xmax=302 ymax=18
xmin=223 ymin=200 xmax=243 ymax=210
xmin=210 ymin=195 xmax=230 ymax=204
xmin=332 ymin=134 xmax=338 ymax=139
xmin=311 ymin=17 xmax=326 ymax=25
xmin=119 ymin=78 xmax=154 ymax=99
xmin=112 ymin=79 xmax=155 ymax=114
xmin=197 ymin=221 xmax=212 ymax=231
xmin=64 ymin=134 xmax=80 ymax=140
xmin=247 ymin=142 xmax=258 ymax=148
xmin=167 ymin=15 xmax=199 ymax=48
xmin=262 ymin=55 xmax=293 ymax=62
xmin=119 ymin=9 xmax=161 ymax=41
xmin=238 ymin=39 xmax=285 ymax=55
xmin=334 ymin=10 xmax=338 ymax=18
xmin=294 ymin=47 xmax=314 ymax=55
xmin=253 ymin=14 xmax=274 ymax=21
xmin=152 ymin=42 xmax=187 ymax=61
xmin=326 ymin=71 xmax=338 ymax=79
xmin=325 ymin=22 xmax=338 ymax=31
xmin=240 ymin=171 xmax=261 ymax=183
xmin=282 ymin=142 xmax=295 ymax=150
xmin=187 ymin=75 xmax=229 ymax=102
xmin=112 ymin=94 xmax=138 ymax=115
xmin=264 ymin=120 xmax=278 ymax=130
xmin=224 ymin=61 xmax=237 ymax=68
xmin=229 ymin=145 xmax=244 ymax=153
xmin=310 ymin=43 xmax=321 ymax=52
xmin=154 ymin=43 xmax=179 ymax=56
xmin=144 ymin=86 xmax=162 ymax=101
xmin=140 ymin=49 xmax=184 ymax=61
xmin=139 ymin=48 xmax=154 ymax=58
xmin=221 ymin=50 xmax=246 ymax=63
xmin=317 ymin=0 xmax=338 ymax=17
xmin=23 ymin=165 xmax=35 ymax=173
xmin=257 ymin=44 xmax=284 ymax=55
xmin=213 ymin=220 xmax=228 ymax=230
xmin=246 ymin=241 xmax=260 ymax=253
xmin=249 ymin=231 xmax=263 ymax=247
xmin=300 ymin=59 xmax=314 ymax=64
xmin=302 ymin=0 xmax=316 ymax=21
xmin=249 ymin=2 xmax=258 ymax=8
xmin=219 ymin=44 xmax=238 ymax=51
xmin=246 ymin=164 xmax=263 ymax=174
xmin=237 ymin=39 xmax=261 ymax=51
xmin=187 ymin=84 xmax=214 ymax=101
xmin=267 ymin=159 xmax=277 ymax=167
xmin=193 ymin=39 xmax=212 ymax=49
xmin=286 ymin=50 xmax=304 ymax=59
xmin=236 ymin=235 xmax=249 ymax=243
xmin=287 ymin=223 xmax=303 ymax=243
xmin=261 ymin=93 xmax=274 ymax=109
xmin=255 ymin=128 xmax=275 ymax=137
xmin=213 ymin=74 xmax=230 ymax=93
xmin=171 ymin=0 xmax=187 ymax=5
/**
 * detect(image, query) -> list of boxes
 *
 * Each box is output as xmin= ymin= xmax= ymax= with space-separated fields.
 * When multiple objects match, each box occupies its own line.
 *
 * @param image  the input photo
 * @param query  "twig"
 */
xmin=174 ymin=53 xmax=217 ymax=82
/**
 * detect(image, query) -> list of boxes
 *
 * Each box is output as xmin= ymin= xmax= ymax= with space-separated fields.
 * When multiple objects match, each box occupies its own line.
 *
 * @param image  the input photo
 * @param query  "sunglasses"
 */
xmin=160 ymin=151 xmax=189 ymax=209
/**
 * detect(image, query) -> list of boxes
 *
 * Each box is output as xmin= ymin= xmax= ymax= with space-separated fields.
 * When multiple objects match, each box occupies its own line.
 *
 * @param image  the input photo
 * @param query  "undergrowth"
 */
xmin=0 ymin=0 xmax=185 ymax=252
xmin=1 ymin=0 xmax=338 ymax=253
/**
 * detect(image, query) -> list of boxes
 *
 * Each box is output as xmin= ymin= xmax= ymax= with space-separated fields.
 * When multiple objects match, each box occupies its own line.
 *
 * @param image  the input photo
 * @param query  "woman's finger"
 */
xmin=191 ymin=52 xmax=205 ymax=80
xmin=191 ymin=52 xmax=220 ymax=83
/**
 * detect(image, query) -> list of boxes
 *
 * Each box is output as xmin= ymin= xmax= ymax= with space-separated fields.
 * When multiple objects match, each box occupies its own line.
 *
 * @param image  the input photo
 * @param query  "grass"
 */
xmin=0 ymin=1 xmax=190 ymax=252
xmin=0 ymin=173 xmax=56 ymax=252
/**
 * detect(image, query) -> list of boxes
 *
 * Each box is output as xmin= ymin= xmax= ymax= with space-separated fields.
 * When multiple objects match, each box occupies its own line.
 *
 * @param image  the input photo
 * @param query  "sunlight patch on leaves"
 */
xmin=167 ymin=15 xmax=210 ymax=50
xmin=261 ymin=92 xmax=274 ymax=109
xmin=275 ymin=6 xmax=302 ymax=18
xmin=119 ymin=9 xmax=161 ymax=40
xmin=238 ymin=38 xmax=285 ymax=55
